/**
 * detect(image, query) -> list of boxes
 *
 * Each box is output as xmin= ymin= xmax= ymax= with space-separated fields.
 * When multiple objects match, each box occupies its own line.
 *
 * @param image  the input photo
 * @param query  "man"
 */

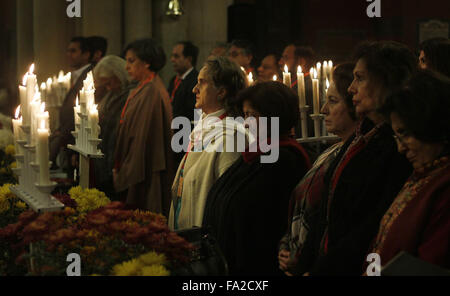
xmin=279 ymin=44 xmax=315 ymax=87
xmin=208 ymin=42 xmax=229 ymax=59
xmin=87 ymin=36 xmax=108 ymax=66
xmin=50 ymin=37 xmax=93 ymax=171
xmin=228 ymin=39 xmax=254 ymax=75
xmin=168 ymin=41 xmax=199 ymax=165
xmin=257 ymin=54 xmax=280 ymax=82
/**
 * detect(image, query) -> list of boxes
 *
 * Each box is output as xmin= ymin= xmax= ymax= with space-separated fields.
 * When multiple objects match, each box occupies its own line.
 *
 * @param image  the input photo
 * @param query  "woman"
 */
xmin=370 ymin=70 xmax=450 ymax=270
xmin=278 ymin=63 xmax=358 ymax=275
xmin=203 ymin=81 xmax=311 ymax=275
xmin=113 ymin=39 xmax=174 ymax=215
xmin=302 ymin=41 xmax=416 ymax=275
xmin=418 ymin=37 xmax=450 ymax=77
xmin=168 ymin=56 xmax=247 ymax=230
xmin=92 ymin=55 xmax=134 ymax=200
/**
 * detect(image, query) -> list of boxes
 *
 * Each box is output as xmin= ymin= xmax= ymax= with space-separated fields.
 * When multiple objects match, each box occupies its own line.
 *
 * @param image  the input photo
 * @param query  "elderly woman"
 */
xmin=92 ymin=55 xmax=134 ymax=200
xmin=418 ymin=37 xmax=450 ymax=77
xmin=301 ymin=41 xmax=416 ymax=275
xmin=278 ymin=63 xmax=358 ymax=276
xmin=369 ymin=70 xmax=450 ymax=270
xmin=113 ymin=39 xmax=174 ymax=215
xmin=169 ymin=56 xmax=247 ymax=230
xmin=202 ymin=81 xmax=311 ymax=275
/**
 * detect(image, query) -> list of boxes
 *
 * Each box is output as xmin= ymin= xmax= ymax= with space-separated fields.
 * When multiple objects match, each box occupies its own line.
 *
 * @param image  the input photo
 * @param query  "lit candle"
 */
xmin=248 ymin=72 xmax=254 ymax=86
xmin=316 ymin=62 xmax=322 ymax=81
xmin=283 ymin=65 xmax=291 ymax=88
xmin=40 ymin=82 xmax=47 ymax=103
xmin=25 ymin=64 xmax=37 ymax=126
xmin=323 ymin=61 xmax=329 ymax=80
xmin=328 ymin=60 xmax=333 ymax=79
xmin=74 ymin=96 xmax=81 ymax=125
xmin=30 ymin=92 xmax=42 ymax=146
xmin=12 ymin=106 xmax=22 ymax=158
xmin=36 ymin=119 xmax=50 ymax=185
xmin=297 ymin=66 xmax=306 ymax=108
xmin=89 ymin=104 xmax=99 ymax=140
xmin=273 ymin=75 xmax=278 ymax=81
xmin=312 ymin=69 xmax=320 ymax=114
xmin=19 ymin=74 xmax=28 ymax=126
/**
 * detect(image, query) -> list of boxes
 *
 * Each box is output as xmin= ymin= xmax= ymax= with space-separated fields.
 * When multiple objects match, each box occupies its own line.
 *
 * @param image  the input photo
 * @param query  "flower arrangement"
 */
xmin=0 ymin=187 xmax=195 ymax=276
xmin=0 ymin=145 xmax=18 ymax=186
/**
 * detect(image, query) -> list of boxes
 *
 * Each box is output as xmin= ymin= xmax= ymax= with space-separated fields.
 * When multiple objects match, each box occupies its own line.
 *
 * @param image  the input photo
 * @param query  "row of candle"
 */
xmin=39 ymin=70 xmax=71 ymax=107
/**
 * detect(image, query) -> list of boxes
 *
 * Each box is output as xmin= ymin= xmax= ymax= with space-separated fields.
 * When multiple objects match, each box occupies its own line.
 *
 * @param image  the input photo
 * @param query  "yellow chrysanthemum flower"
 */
xmin=5 ymin=145 xmax=15 ymax=156
xmin=69 ymin=186 xmax=110 ymax=214
xmin=0 ymin=196 xmax=9 ymax=213
xmin=139 ymin=265 xmax=170 ymax=276
xmin=112 ymin=258 xmax=142 ymax=276
xmin=138 ymin=252 xmax=166 ymax=266
xmin=15 ymin=201 xmax=27 ymax=209
xmin=9 ymin=162 xmax=17 ymax=169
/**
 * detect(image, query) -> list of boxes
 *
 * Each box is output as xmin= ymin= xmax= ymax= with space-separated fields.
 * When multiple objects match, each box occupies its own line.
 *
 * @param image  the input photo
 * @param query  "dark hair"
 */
xmin=204 ymin=56 xmax=248 ymax=113
xmin=419 ymin=37 xmax=450 ymax=77
xmin=235 ymin=81 xmax=299 ymax=135
xmin=353 ymin=41 xmax=417 ymax=101
xmin=124 ymin=38 xmax=166 ymax=72
xmin=230 ymin=39 xmax=253 ymax=57
xmin=294 ymin=46 xmax=316 ymax=70
xmin=70 ymin=36 xmax=90 ymax=54
xmin=332 ymin=62 xmax=357 ymax=120
xmin=87 ymin=36 xmax=108 ymax=58
xmin=380 ymin=69 xmax=450 ymax=143
xmin=177 ymin=41 xmax=199 ymax=67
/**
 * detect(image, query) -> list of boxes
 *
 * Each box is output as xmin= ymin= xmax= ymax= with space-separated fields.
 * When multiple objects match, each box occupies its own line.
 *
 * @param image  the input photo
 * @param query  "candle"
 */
xmin=328 ymin=60 xmax=333 ymax=79
xmin=25 ymin=64 xmax=37 ymax=126
xmin=19 ymin=75 xmax=28 ymax=126
xmin=312 ymin=69 xmax=320 ymax=114
xmin=36 ymin=119 xmax=50 ymax=185
xmin=12 ymin=106 xmax=22 ymax=158
xmin=316 ymin=62 xmax=322 ymax=81
xmin=40 ymin=82 xmax=47 ymax=103
xmin=248 ymin=72 xmax=254 ymax=86
xmin=283 ymin=65 xmax=291 ymax=88
xmin=273 ymin=75 xmax=278 ymax=81
xmin=89 ymin=104 xmax=99 ymax=141
xmin=323 ymin=61 xmax=329 ymax=80
xmin=74 ymin=97 xmax=81 ymax=125
xmin=30 ymin=92 xmax=42 ymax=146
xmin=297 ymin=66 xmax=306 ymax=107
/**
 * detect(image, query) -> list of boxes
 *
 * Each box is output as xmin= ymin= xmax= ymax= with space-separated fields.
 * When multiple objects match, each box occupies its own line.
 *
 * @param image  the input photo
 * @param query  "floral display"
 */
xmin=0 ymin=145 xmax=18 ymax=186
xmin=0 ymin=187 xmax=195 ymax=276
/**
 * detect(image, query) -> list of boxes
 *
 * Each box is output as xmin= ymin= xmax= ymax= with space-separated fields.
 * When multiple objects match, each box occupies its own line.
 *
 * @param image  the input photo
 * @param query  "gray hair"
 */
xmin=204 ymin=56 xmax=248 ymax=115
xmin=93 ymin=55 xmax=130 ymax=88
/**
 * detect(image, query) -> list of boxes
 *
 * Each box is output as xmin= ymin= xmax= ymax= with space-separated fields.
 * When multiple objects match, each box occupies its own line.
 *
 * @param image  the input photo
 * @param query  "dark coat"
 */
xmin=301 ymin=118 xmax=413 ymax=275
xmin=202 ymin=146 xmax=310 ymax=275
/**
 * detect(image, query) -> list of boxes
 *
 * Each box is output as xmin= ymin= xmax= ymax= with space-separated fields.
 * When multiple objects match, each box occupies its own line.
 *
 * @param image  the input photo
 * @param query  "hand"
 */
xmin=278 ymin=249 xmax=291 ymax=271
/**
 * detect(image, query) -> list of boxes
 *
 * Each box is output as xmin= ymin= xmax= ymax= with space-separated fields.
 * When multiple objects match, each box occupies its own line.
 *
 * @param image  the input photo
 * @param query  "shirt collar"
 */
xmin=181 ymin=67 xmax=194 ymax=80
xmin=71 ymin=63 xmax=91 ymax=84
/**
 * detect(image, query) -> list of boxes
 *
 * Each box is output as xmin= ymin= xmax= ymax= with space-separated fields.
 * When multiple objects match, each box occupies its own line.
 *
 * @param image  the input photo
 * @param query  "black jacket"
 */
xmin=203 ymin=146 xmax=310 ymax=275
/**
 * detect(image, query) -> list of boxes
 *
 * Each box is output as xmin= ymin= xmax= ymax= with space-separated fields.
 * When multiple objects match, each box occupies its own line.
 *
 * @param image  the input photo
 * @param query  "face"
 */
xmin=228 ymin=45 xmax=251 ymax=69
xmin=243 ymin=100 xmax=261 ymax=132
xmin=171 ymin=44 xmax=192 ymax=75
xmin=347 ymin=59 xmax=381 ymax=118
xmin=67 ymin=42 xmax=90 ymax=69
xmin=419 ymin=50 xmax=427 ymax=69
xmin=391 ymin=113 xmax=444 ymax=169
xmin=321 ymin=81 xmax=355 ymax=137
xmin=192 ymin=67 xmax=223 ymax=114
xmin=125 ymin=50 xmax=150 ymax=82
xmin=257 ymin=55 xmax=278 ymax=82
xmin=209 ymin=46 xmax=227 ymax=59
xmin=278 ymin=45 xmax=296 ymax=72
xmin=96 ymin=76 xmax=122 ymax=93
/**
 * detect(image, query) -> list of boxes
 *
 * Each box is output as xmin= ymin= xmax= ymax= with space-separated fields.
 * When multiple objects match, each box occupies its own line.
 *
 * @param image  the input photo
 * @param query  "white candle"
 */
xmin=19 ymin=77 xmax=27 ymax=127
xmin=283 ymin=65 xmax=291 ymax=88
xmin=40 ymin=82 xmax=47 ymax=103
xmin=12 ymin=106 xmax=22 ymax=158
xmin=30 ymin=93 xmax=42 ymax=146
xmin=297 ymin=66 xmax=306 ymax=108
xmin=37 ymin=119 xmax=50 ymax=185
xmin=25 ymin=64 xmax=37 ymax=126
xmin=312 ymin=69 xmax=320 ymax=114
xmin=89 ymin=104 xmax=99 ymax=140
xmin=328 ymin=60 xmax=333 ymax=79
xmin=74 ymin=97 xmax=81 ymax=125
xmin=316 ymin=62 xmax=322 ymax=81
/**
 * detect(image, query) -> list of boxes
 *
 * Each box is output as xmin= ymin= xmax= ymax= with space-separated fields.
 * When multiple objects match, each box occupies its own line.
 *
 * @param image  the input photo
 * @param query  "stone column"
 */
xmin=33 ymin=0 xmax=77 ymax=82
xmin=81 ymin=0 xmax=123 ymax=55
xmin=124 ymin=0 xmax=153 ymax=47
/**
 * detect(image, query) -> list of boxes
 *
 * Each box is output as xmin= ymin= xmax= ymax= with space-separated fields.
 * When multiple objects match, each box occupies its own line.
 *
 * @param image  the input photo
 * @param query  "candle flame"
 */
xmin=316 ymin=62 xmax=321 ymax=69
xmin=47 ymin=78 xmax=52 ymax=85
xmin=326 ymin=78 xmax=330 ymax=89
xmin=324 ymin=61 xmax=328 ymax=67
xmin=309 ymin=67 xmax=314 ymax=77
xmin=29 ymin=64 xmax=35 ymax=74
xmin=76 ymin=96 xmax=79 ymax=106
xmin=240 ymin=66 xmax=245 ymax=73
xmin=314 ymin=69 xmax=318 ymax=79
xmin=284 ymin=65 xmax=289 ymax=74
xmin=329 ymin=60 xmax=333 ymax=68
xmin=273 ymin=75 xmax=277 ymax=81
xmin=41 ymin=82 xmax=46 ymax=90
xmin=15 ymin=106 xmax=21 ymax=119
xmin=297 ymin=65 xmax=302 ymax=74
xmin=248 ymin=72 xmax=253 ymax=80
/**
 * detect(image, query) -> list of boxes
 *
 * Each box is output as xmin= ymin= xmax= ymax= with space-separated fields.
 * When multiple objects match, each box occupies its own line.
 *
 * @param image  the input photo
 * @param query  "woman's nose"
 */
xmin=320 ymin=101 xmax=329 ymax=115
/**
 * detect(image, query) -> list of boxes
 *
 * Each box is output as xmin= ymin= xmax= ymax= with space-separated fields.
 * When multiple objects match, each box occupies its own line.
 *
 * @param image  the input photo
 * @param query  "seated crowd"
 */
xmin=52 ymin=36 xmax=450 ymax=275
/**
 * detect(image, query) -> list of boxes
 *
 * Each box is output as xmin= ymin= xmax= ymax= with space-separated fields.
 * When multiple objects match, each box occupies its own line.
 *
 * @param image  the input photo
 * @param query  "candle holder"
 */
xmin=11 ymin=126 xmax=64 ymax=213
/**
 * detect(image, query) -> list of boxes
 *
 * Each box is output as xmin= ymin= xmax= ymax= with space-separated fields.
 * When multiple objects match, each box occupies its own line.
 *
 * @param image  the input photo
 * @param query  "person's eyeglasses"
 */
xmin=393 ymin=130 xmax=412 ymax=145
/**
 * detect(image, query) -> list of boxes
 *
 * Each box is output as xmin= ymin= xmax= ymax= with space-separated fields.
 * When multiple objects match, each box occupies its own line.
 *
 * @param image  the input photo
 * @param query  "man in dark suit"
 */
xmin=168 ymin=41 xmax=199 ymax=165
xmin=50 ymin=36 xmax=94 ymax=170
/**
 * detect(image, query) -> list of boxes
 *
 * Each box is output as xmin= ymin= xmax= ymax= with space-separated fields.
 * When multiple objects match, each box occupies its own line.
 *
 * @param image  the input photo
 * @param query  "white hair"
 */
xmin=93 ymin=55 xmax=130 ymax=88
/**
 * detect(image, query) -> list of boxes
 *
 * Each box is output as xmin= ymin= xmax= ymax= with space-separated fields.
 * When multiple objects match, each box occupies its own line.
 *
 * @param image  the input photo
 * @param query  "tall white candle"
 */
xmin=37 ymin=120 xmax=50 ymax=185
xmin=312 ymin=69 xmax=320 ymax=114
xmin=12 ymin=106 xmax=22 ymax=158
xmin=316 ymin=62 xmax=322 ymax=81
xmin=297 ymin=66 xmax=306 ymax=107
xmin=30 ymin=93 xmax=41 ymax=146
xmin=89 ymin=104 xmax=99 ymax=140
xmin=283 ymin=65 xmax=291 ymax=88
xmin=40 ymin=82 xmax=47 ymax=103
xmin=25 ymin=64 xmax=37 ymax=126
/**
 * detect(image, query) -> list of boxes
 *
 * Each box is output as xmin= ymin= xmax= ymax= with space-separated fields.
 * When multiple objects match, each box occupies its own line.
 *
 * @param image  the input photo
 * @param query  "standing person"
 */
xmin=278 ymin=63 xmax=358 ymax=276
xmin=418 ymin=37 xmax=450 ymax=77
xmin=203 ymin=82 xmax=311 ymax=275
xmin=49 ymin=36 xmax=93 ymax=170
xmin=301 ymin=41 xmax=416 ymax=275
xmin=87 ymin=36 xmax=108 ymax=66
xmin=228 ymin=39 xmax=254 ymax=75
xmin=113 ymin=39 xmax=174 ymax=215
xmin=257 ymin=54 xmax=281 ymax=82
xmin=169 ymin=56 xmax=247 ymax=230
xmin=208 ymin=42 xmax=229 ymax=59
xmin=370 ymin=70 xmax=450 ymax=271
xmin=92 ymin=55 xmax=132 ymax=200
xmin=169 ymin=41 xmax=199 ymax=165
